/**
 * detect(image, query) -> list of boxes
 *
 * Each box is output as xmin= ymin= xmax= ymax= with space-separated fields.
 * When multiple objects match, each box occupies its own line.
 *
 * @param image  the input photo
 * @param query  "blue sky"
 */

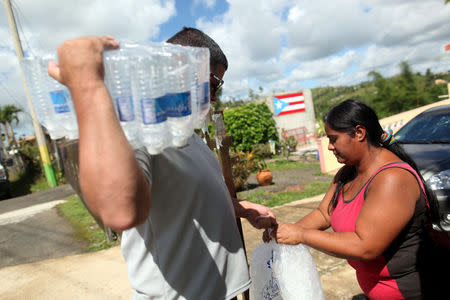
xmin=158 ymin=0 xmax=229 ymax=41
xmin=0 ymin=0 xmax=449 ymax=137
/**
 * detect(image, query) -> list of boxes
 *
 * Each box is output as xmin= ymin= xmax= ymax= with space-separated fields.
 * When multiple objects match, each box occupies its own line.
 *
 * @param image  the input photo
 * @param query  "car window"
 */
xmin=395 ymin=111 xmax=450 ymax=142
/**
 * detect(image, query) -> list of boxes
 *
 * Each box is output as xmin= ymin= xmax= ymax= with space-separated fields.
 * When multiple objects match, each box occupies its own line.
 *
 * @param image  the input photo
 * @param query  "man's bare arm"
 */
xmin=48 ymin=36 xmax=151 ymax=231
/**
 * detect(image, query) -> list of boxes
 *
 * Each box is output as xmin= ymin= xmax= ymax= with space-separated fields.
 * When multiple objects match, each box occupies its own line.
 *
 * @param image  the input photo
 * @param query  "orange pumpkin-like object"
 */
xmin=256 ymin=169 xmax=273 ymax=186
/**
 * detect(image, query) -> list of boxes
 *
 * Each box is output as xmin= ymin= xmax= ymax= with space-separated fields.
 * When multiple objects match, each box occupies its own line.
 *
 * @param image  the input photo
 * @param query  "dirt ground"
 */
xmin=237 ymin=154 xmax=333 ymax=200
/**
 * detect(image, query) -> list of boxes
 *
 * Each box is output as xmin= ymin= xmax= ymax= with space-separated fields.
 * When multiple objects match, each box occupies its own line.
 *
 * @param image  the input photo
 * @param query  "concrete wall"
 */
xmin=261 ymin=89 xmax=316 ymax=139
xmin=318 ymin=99 xmax=450 ymax=174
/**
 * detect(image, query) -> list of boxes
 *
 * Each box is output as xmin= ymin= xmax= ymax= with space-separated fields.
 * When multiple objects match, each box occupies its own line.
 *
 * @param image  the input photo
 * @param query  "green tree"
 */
xmin=0 ymin=109 xmax=10 ymax=144
xmin=425 ymin=68 xmax=434 ymax=87
xmin=248 ymin=86 xmax=264 ymax=101
xmin=368 ymin=71 xmax=398 ymax=116
xmin=0 ymin=104 xmax=23 ymax=147
xmin=397 ymin=61 xmax=420 ymax=108
xmin=223 ymin=103 xmax=278 ymax=151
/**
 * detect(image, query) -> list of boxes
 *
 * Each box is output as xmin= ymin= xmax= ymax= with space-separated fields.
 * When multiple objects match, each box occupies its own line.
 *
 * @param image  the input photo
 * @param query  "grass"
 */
xmin=29 ymin=176 xmax=52 ymax=193
xmin=244 ymin=181 xmax=330 ymax=207
xmin=9 ymin=171 xmax=53 ymax=197
xmin=58 ymin=194 xmax=119 ymax=252
xmin=313 ymin=170 xmax=334 ymax=177
xmin=10 ymin=169 xmax=64 ymax=197
xmin=264 ymin=160 xmax=320 ymax=171
xmin=9 ymin=165 xmax=68 ymax=197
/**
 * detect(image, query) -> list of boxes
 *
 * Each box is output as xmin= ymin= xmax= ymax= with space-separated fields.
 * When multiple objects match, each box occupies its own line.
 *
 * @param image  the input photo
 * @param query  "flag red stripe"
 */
xmin=277 ymin=108 xmax=306 ymax=116
xmin=289 ymin=101 xmax=304 ymax=105
xmin=275 ymin=92 xmax=303 ymax=99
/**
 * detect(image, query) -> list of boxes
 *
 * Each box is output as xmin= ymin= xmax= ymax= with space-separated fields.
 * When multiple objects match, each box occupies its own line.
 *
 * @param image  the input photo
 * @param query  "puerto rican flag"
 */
xmin=273 ymin=92 xmax=305 ymax=116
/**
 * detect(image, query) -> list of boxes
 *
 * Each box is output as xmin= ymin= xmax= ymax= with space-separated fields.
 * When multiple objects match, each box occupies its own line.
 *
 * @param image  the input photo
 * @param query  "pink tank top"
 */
xmin=331 ymin=162 xmax=430 ymax=300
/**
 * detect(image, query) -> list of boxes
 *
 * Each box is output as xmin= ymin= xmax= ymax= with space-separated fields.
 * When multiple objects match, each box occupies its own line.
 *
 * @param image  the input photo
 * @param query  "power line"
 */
xmin=10 ymin=0 xmax=35 ymax=56
xmin=0 ymin=77 xmax=24 ymax=106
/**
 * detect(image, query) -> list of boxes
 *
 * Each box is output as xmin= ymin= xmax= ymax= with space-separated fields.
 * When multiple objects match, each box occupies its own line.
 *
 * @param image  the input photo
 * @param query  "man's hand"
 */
xmin=263 ymin=223 xmax=304 ymax=245
xmin=48 ymin=36 xmax=119 ymax=90
xmin=235 ymin=200 xmax=277 ymax=229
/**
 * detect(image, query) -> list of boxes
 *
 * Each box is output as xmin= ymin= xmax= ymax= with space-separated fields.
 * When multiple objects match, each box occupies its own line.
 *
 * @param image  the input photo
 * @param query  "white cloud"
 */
xmin=283 ymin=0 xmax=377 ymax=61
xmin=291 ymin=50 xmax=358 ymax=81
xmin=4 ymin=0 xmax=176 ymax=53
xmin=1 ymin=0 xmax=449 ymax=136
xmin=287 ymin=6 xmax=305 ymax=23
xmin=199 ymin=0 xmax=450 ymax=99
xmin=0 ymin=0 xmax=176 ymax=136
xmin=197 ymin=0 xmax=294 ymax=97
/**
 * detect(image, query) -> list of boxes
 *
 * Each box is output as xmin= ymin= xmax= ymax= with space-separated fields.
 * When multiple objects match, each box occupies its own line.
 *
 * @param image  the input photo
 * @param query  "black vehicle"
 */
xmin=395 ymin=104 xmax=450 ymax=231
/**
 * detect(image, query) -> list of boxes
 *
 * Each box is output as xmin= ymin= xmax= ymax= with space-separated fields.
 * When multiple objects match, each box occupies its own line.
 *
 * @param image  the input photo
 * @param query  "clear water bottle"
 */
xmin=104 ymin=50 xmax=140 ymax=148
xmin=189 ymin=47 xmax=210 ymax=129
xmin=164 ymin=48 xmax=195 ymax=147
xmin=21 ymin=56 xmax=78 ymax=140
xmin=43 ymin=56 xmax=79 ymax=140
xmin=130 ymin=51 xmax=169 ymax=154
xmin=21 ymin=57 xmax=61 ymax=139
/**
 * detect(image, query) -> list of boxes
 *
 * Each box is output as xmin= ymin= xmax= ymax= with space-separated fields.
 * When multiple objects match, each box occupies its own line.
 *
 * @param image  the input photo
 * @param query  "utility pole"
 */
xmin=3 ymin=0 xmax=57 ymax=187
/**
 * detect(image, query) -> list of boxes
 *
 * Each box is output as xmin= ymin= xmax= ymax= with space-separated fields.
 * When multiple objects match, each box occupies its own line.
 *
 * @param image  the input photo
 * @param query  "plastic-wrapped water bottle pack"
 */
xmin=20 ymin=41 xmax=211 ymax=154
xmin=21 ymin=55 xmax=79 ymax=140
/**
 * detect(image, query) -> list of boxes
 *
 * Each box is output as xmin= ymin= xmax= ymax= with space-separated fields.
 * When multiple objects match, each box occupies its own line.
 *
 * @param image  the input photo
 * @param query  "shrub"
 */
xmin=230 ymin=150 xmax=256 ymax=191
xmin=280 ymin=129 xmax=298 ymax=161
xmin=253 ymin=143 xmax=273 ymax=170
xmin=253 ymin=143 xmax=273 ymax=159
xmin=223 ymin=103 xmax=278 ymax=151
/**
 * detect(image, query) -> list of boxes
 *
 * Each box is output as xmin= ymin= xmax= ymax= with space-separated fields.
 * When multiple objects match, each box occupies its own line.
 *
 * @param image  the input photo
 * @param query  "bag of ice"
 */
xmin=250 ymin=241 xmax=325 ymax=300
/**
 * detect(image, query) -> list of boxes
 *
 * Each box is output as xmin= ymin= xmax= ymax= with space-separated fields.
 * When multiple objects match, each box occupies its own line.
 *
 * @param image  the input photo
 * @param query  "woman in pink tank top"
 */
xmin=264 ymin=99 xmax=448 ymax=299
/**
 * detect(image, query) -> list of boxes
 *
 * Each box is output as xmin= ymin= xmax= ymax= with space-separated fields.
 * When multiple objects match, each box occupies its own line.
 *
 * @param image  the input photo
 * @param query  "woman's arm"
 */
xmin=263 ymin=181 xmax=336 ymax=243
xmin=294 ymin=180 xmax=337 ymax=230
xmin=274 ymin=168 xmax=420 ymax=260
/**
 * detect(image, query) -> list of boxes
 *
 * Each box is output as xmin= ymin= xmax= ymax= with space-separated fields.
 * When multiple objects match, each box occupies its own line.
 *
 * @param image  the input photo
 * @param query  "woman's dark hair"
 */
xmin=324 ymin=99 xmax=441 ymax=226
xmin=166 ymin=27 xmax=228 ymax=71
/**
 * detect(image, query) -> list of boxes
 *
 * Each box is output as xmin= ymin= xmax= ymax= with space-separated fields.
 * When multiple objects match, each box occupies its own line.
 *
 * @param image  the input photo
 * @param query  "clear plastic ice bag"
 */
xmin=250 ymin=241 xmax=325 ymax=300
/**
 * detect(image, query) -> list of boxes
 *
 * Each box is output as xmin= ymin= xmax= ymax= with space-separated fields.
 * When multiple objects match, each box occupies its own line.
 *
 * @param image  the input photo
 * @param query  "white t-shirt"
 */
xmin=121 ymin=134 xmax=250 ymax=300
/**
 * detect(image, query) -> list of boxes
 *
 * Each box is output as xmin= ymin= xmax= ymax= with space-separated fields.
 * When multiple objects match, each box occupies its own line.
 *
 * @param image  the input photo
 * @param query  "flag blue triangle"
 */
xmin=273 ymin=97 xmax=289 ymax=116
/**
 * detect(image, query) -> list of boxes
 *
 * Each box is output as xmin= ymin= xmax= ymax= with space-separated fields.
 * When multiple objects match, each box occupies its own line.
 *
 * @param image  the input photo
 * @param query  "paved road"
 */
xmin=0 ymin=184 xmax=87 ymax=268
xmin=0 ymin=184 xmax=76 ymax=214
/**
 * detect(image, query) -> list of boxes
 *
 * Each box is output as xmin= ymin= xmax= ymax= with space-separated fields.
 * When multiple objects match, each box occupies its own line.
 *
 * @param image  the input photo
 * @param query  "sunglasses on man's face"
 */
xmin=210 ymin=72 xmax=224 ymax=94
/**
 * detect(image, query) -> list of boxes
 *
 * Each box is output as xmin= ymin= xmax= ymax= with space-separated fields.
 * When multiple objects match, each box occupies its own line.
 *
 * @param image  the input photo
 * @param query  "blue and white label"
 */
xmin=262 ymin=250 xmax=281 ymax=299
xmin=141 ymin=97 xmax=166 ymax=125
xmin=115 ymin=97 xmax=135 ymax=122
xmin=202 ymin=81 xmax=210 ymax=105
xmin=165 ymin=91 xmax=191 ymax=117
xmin=50 ymin=90 xmax=70 ymax=114
xmin=262 ymin=274 xmax=280 ymax=300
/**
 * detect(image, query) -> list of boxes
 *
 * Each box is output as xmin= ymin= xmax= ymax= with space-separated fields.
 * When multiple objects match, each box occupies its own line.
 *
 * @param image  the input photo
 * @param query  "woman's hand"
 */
xmin=263 ymin=223 xmax=305 ymax=245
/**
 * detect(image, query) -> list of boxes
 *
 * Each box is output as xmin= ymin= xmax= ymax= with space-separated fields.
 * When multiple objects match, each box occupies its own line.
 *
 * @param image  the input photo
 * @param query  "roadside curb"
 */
xmin=272 ymin=193 xmax=325 ymax=209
